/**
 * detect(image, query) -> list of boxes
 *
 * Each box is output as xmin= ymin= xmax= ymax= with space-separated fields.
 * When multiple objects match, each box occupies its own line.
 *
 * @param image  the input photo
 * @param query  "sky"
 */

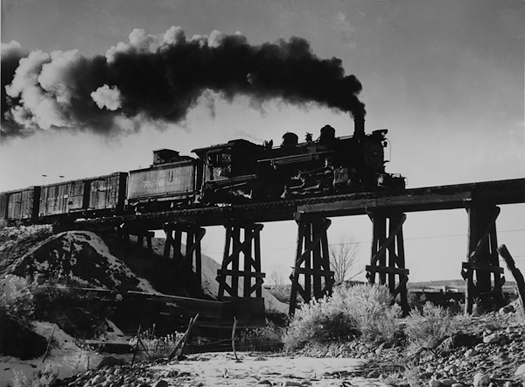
xmin=1 ymin=0 xmax=524 ymax=283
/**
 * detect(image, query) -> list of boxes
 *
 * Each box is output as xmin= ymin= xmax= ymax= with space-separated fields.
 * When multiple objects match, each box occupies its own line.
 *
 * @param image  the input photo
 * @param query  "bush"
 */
xmin=0 ymin=275 xmax=111 ymax=338
xmin=129 ymin=327 xmax=184 ymax=361
xmin=31 ymin=278 xmax=110 ymax=338
xmin=283 ymin=284 xmax=401 ymax=351
xmin=9 ymin=364 xmax=58 ymax=387
xmin=283 ymin=295 xmax=358 ymax=351
xmin=239 ymin=321 xmax=286 ymax=351
xmin=0 ymin=275 xmax=35 ymax=321
xmin=404 ymin=302 xmax=453 ymax=351
xmin=333 ymin=283 xmax=402 ymax=343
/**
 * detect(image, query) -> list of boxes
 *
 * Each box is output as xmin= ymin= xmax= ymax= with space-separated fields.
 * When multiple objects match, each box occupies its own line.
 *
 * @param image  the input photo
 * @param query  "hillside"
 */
xmin=0 ymin=225 xmax=287 ymax=347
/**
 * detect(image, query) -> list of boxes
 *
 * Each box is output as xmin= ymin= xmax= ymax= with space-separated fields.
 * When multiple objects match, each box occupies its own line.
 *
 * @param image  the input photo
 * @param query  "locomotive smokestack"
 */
xmin=353 ymin=113 xmax=365 ymax=137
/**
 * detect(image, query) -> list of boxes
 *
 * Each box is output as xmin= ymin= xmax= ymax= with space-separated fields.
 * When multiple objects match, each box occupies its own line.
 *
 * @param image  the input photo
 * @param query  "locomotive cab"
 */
xmin=192 ymin=139 xmax=264 ymax=203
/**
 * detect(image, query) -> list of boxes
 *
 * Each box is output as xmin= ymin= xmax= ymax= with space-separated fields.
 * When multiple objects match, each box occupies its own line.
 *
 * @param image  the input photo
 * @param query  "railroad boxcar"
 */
xmin=127 ymin=149 xmax=202 ymax=212
xmin=0 ymin=187 xmax=41 ymax=225
xmin=38 ymin=172 xmax=127 ymax=220
xmin=39 ymin=179 xmax=85 ymax=218
xmin=84 ymin=172 xmax=128 ymax=216
xmin=0 ymin=192 xmax=7 ymax=227
xmin=192 ymin=139 xmax=265 ymax=203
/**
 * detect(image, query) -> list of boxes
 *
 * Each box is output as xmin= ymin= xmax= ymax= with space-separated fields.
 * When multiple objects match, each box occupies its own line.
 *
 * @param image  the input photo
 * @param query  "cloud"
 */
xmin=91 ymin=85 xmax=122 ymax=111
xmin=2 ymin=26 xmax=365 ymax=140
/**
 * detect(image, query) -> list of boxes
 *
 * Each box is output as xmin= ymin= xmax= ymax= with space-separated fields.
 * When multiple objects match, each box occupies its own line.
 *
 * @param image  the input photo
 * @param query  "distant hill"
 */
xmin=408 ymin=279 xmax=466 ymax=288
xmin=408 ymin=279 xmax=517 ymax=293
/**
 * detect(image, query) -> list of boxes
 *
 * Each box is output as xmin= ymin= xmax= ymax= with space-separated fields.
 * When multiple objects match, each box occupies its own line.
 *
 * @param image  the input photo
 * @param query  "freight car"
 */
xmin=39 ymin=172 xmax=127 ymax=220
xmin=0 ymin=187 xmax=40 ymax=226
xmin=0 ymin=172 xmax=127 ymax=225
xmin=0 ymin=117 xmax=404 ymax=225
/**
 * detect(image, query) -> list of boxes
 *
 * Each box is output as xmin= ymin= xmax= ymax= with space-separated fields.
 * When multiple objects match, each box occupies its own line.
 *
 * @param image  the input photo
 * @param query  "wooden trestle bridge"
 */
xmin=72 ymin=178 xmax=525 ymax=315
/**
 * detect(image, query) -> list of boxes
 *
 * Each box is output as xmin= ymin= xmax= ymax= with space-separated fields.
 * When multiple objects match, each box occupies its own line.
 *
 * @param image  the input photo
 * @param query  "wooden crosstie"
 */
xmin=289 ymin=216 xmax=335 ymax=315
xmin=366 ymin=211 xmax=409 ymax=314
xmin=163 ymin=222 xmax=206 ymax=288
xmin=462 ymin=205 xmax=505 ymax=313
xmin=216 ymin=222 xmax=265 ymax=300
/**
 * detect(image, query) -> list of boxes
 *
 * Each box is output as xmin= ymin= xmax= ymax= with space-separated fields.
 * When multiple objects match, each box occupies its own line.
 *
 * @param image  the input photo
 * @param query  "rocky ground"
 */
xmin=2 ymin=226 xmax=525 ymax=387
xmin=44 ymin=308 xmax=524 ymax=387
xmin=294 ymin=307 xmax=525 ymax=387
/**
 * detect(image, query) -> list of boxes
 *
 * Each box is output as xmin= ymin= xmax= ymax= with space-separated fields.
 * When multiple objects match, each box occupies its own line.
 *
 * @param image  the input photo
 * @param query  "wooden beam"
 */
xmin=498 ymin=244 xmax=525 ymax=319
xmin=298 ymin=192 xmax=473 ymax=217
xmin=366 ymin=266 xmax=410 ymax=276
xmin=217 ymin=270 xmax=266 ymax=278
xmin=461 ymin=262 xmax=504 ymax=274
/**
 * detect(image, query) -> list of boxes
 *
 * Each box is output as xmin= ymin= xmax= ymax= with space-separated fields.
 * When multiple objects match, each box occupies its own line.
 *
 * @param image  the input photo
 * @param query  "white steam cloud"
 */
xmin=91 ymin=85 xmax=122 ymax=111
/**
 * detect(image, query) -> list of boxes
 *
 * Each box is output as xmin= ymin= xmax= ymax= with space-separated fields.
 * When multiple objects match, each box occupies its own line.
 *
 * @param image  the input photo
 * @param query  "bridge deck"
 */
xmin=73 ymin=178 xmax=525 ymax=230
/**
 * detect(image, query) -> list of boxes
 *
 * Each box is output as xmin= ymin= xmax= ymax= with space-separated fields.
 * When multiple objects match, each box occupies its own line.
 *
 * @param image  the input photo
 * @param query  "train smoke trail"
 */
xmin=1 ymin=27 xmax=365 ymax=140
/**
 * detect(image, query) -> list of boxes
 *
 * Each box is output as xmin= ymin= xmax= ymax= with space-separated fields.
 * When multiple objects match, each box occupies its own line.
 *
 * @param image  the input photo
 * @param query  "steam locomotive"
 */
xmin=0 ymin=117 xmax=405 ymax=225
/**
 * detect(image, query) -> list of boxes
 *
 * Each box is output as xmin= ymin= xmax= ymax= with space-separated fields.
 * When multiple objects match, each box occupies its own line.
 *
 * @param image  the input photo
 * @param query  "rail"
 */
xmin=71 ymin=178 xmax=525 ymax=230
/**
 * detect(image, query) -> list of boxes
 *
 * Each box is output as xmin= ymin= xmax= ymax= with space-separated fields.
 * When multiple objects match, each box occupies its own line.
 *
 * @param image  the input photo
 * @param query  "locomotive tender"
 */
xmin=0 ymin=117 xmax=404 ymax=225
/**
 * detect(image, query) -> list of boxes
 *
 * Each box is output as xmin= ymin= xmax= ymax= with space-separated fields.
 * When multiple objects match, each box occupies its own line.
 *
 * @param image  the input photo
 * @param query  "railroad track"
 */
xmin=69 ymin=178 xmax=524 ymax=230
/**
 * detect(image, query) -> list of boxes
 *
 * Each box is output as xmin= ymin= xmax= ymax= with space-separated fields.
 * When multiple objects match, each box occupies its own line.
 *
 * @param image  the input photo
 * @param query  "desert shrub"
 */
xmin=31 ymin=278 xmax=110 ymax=339
xmin=239 ymin=321 xmax=286 ymax=351
xmin=1 ymin=274 xmax=110 ymax=338
xmin=265 ymin=309 xmax=290 ymax=327
xmin=0 ymin=275 xmax=108 ymax=338
xmin=404 ymin=302 xmax=453 ymax=351
xmin=283 ymin=295 xmax=358 ymax=351
xmin=0 ymin=275 xmax=35 ymax=321
xmin=9 ymin=364 xmax=58 ymax=387
xmin=130 ymin=327 xmax=184 ymax=361
xmin=333 ymin=283 xmax=402 ymax=343
xmin=283 ymin=284 xmax=401 ymax=351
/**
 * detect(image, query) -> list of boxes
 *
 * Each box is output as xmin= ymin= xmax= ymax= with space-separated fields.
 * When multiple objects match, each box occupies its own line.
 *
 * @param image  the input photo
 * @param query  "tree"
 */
xmin=329 ymin=235 xmax=362 ymax=283
xmin=268 ymin=264 xmax=287 ymax=285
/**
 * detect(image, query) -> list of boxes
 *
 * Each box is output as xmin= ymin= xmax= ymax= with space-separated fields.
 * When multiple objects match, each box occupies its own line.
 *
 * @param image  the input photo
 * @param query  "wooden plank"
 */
xmin=365 ymin=265 xmax=410 ymax=276
xmin=254 ymin=227 xmax=262 ymax=298
xmin=304 ymin=222 xmax=311 ymax=299
xmin=218 ymin=226 xmax=233 ymax=299
xmin=289 ymin=222 xmax=305 ymax=314
xmin=232 ymin=226 xmax=240 ymax=297
xmin=498 ymin=244 xmax=525 ymax=319
xmin=217 ymin=270 xmax=266 ymax=278
xmin=248 ymin=278 xmax=265 ymax=295
xmin=164 ymin=228 xmax=172 ymax=259
xmin=298 ymin=192 xmax=473 ymax=217
xmin=127 ymin=291 xmax=223 ymax=309
xmin=461 ymin=262 xmax=504 ymax=274
xmin=313 ymin=221 xmax=322 ymax=297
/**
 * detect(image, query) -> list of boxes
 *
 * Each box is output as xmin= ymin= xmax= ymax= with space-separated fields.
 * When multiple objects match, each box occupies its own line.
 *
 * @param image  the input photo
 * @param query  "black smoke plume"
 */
xmin=1 ymin=27 xmax=365 ymax=140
